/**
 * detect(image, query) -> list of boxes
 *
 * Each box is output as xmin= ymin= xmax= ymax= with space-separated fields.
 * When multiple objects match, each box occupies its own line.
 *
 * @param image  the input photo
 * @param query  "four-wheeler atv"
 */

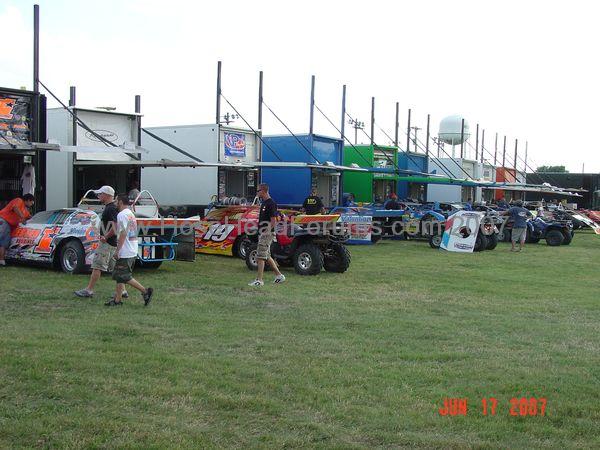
xmin=245 ymin=215 xmax=351 ymax=276
xmin=499 ymin=217 xmax=574 ymax=246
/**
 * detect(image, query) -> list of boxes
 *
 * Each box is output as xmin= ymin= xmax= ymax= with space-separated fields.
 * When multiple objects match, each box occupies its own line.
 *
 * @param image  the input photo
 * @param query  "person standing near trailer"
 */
xmin=384 ymin=193 xmax=400 ymax=210
xmin=0 ymin=194 xmax=34 ymax=266
xmin=106 ymin=194 xmax=154 ymax=306
xmin=503 ymin=200 xmax=532 ymax=252
xmin=301 ymin=187 xmax=325 ymax=215
xmin=248 ymin=184 xmax=286 ymax=287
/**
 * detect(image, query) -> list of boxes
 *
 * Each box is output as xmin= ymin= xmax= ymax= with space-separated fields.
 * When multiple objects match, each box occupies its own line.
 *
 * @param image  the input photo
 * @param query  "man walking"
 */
xmin=301 ymin=187 xmax=325 ymax=215
xmin=504 ymin=200 xmax=532 ymax=252
xmin=106 ymin=194 xmax=153 ymax=306
xmin=248 ymin=183 xmax=285 ymax=287
xmin=0 ymin=194 xmax=34 ymax=266
xmin=75 ymin=186 xmax=127 ymax=299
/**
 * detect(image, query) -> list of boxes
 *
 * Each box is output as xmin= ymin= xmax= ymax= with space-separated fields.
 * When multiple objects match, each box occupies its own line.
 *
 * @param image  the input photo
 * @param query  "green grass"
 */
xmin=1 ymin=233 xmax=599 ymax=449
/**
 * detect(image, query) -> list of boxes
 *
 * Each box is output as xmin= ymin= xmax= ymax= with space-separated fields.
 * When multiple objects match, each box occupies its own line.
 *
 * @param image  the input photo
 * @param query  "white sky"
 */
xmin=2 ymin=0 xmax=599 ymax=172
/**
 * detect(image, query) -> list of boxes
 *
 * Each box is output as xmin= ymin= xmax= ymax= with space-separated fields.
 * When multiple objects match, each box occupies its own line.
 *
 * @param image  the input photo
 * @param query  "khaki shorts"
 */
xmin=91 ymin=242 xmax=117 ymax=272
xmin=511 ymin=227 xmax=527 ymax=243
xmin=112 ymin=257 xmax=136 ymax=283
xmin=256 ymin=230 xmax=274 ymax=260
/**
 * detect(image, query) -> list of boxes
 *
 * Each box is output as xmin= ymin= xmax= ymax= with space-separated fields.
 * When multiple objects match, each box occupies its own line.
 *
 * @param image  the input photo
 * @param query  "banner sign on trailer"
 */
xmin=224 ymin=132 xmax=246 ymax=158
xmin=440 ymin=211 xmax=483 ymax=253
xmin=0 ymin=94 xmax=32 ymax=145
xmin=340 ymin=214 xmax=372 ymax=244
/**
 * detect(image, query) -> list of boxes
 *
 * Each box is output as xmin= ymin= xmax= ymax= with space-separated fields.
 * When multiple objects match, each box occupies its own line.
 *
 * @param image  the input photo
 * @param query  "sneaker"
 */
xmin=248 ymin=279 xmax=264 ymax=287
xmin=143 ymin=287 xmax=154 ymax=306
xmin=108 ymin=291 xmax=129 ymax=300
xmin=104 ymin=300 xmax=123 ymax=307
xmin=273 ymin=274 xmax=286 ymax=284
xmin=74 ymin=289 xmax=94 ymax=298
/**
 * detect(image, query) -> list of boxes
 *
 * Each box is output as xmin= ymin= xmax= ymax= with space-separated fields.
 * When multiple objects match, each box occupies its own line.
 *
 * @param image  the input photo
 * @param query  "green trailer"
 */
xmin=342 ymin=144 xmax=399 ymax=203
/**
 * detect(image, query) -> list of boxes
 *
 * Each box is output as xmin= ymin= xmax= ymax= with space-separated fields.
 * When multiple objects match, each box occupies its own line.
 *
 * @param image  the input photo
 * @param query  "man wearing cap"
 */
xmin=74 ymin=186 xmax=127 ymax=299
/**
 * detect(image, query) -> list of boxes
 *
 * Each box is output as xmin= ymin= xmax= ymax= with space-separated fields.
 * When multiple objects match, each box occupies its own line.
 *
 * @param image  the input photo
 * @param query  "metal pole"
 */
xmin=480 ymin=129 xmax=485 ymax=164
xmin=524 ymin=141 xmax=528 ymax=173
xmin=341 ymin=85 xmax=346 ymax=141
xmin=135 ymin=95 xmax=141 ymax=146
xmin=309 ymin=75 xmax=315 ymax=135
xmin=494 ymin=132 xmax=498 ymax=166
xmin=425 ymin=114 xmax=430 ymax=158
xmin=394 ymin=102 xmax=399 ymax=147
xmin=514 ymin=138 xmax=518 ymax=171
xmin=216 ymin=61 xmax=222 ymax=124
xmin=502 ymin=135 xmax=507 ymax=167
xmin=258 ymin=71 xmax=263 ymax=130
xmin=370 ymin=97 xmax=375 ymax=147
xmin=68 ymin=86 xmax=76 ymax=107
xmin=475 ymin=123 xmax=479 ymax=162
xmin=33 ymin=4 xmax=40 ymax=92
xmin=406 ymin=108 xmax=411 ymax=153
xmin=460 ymin=118 xmax=465 ymax=159
xmin=69 ymin=86 xmax=77 ymax=145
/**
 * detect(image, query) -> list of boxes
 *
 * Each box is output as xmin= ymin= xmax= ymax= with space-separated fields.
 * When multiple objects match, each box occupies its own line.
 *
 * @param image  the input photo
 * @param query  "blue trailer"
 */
xmin=397 ymin=152 xmax=428 ymax=201
xmin=261 ymin=134 xmax=343 ymax=207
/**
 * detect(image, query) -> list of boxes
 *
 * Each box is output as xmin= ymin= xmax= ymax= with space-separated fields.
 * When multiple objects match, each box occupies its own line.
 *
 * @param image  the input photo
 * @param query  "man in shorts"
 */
xmin=106 ymin=194 xmax=153 ymax=306
xmin=0 ymin=194 xmax=34 ymax=266
xmin=504 ymin=200 xmax=532 ymax=252
xmin=248 ymin=183 xmax=285 ymax=287
xmin=75 ymin=186 xmax=127 ymax=299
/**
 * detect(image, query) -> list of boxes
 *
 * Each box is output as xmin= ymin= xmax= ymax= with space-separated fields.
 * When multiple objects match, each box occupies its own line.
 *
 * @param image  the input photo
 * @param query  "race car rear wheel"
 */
xmin=429 ymin=234 xmax=442 ymax=249
xmin=233 ymin=235 xmax=251 ymax=259
xmin=323 ymin=243 xmax=351 ymax=273
xmin=545 ymin=229 xmax=564 ymax=246
xmin=486 ymin=233 xmax=499 ymax=250
xmin=293 ymin=243 xmax=323 ymax=276
xmin=473 ymin=233 xmax=488 ymax=252
xmin=245 ymin=243 xmax=259 ymax=271
xmin=59 ymin=240 xmax=86 ymax=274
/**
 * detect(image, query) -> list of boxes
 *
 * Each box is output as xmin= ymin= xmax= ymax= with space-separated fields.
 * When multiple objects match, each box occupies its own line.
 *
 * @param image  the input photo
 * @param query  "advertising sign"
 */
xmin=0 ymin=94 xmax=32 ymax=145
xmin=440 ymin=211 xmax=483 ymax=253
xmin=224 ymin=132 xmax=246 ymax=158
xmin=340 ymin=214 xmax=373 ymax=244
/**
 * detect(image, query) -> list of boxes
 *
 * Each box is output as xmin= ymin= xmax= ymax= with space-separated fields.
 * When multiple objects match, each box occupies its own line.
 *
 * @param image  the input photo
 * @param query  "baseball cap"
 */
xmin=93 ymin=185 xmax=115 ymax=196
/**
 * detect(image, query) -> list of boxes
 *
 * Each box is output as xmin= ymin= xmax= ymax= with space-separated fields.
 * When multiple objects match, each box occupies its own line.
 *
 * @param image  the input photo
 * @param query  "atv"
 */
xmin=527 ymin=217 xmax=574 ymax=246
xmin=245 ymin=215 xmax=351 ymax=276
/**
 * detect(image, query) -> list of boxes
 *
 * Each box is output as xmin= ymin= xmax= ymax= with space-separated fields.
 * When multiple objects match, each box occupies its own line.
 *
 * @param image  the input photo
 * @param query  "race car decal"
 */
xmin=34 ymin=226 xmax=62 ymax=254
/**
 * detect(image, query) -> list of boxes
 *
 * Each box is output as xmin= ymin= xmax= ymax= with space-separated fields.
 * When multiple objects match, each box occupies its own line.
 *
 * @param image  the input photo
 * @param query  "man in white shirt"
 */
xmin=106 ymin=194 xmax=154 ymax=306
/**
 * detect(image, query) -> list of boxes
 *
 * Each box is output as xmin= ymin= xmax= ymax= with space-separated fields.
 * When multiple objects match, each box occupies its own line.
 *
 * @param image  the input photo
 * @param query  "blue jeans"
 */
xmin=0 ymin=218 xmax=12 ymax=249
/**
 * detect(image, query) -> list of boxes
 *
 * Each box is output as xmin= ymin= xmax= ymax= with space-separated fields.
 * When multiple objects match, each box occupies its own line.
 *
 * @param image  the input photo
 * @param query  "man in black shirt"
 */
xmin=249 ymin=183 xmax=285 ymax=287
xmin=384 ymin=193 xmax=401 ymax=210
xmin=75 ymin=186 xmax=127 ymax=298
xmin=301 ymin=187 xmax=325 ymax=215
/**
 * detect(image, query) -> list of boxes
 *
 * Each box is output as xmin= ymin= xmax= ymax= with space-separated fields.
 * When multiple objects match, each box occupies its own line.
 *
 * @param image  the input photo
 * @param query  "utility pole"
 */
xmin=406 ymin=109 xmax=411 ymax=153
xmin=309 ymin=75 xmax=315 ymax=135
xmin=394 ymin=102 xmax=399 ymax=147
xmin=340 ymin=85 xmax=346 ymax=141
xmin=411 ymin=126 xmax=421 ymax=152
xmin=215 ymin=61 xmax=222 ymax=124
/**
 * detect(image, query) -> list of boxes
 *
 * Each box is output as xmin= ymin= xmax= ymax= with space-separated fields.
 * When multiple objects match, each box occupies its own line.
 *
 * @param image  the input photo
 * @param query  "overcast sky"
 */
xmin=2 ymin=0 xmax=598 ymax=172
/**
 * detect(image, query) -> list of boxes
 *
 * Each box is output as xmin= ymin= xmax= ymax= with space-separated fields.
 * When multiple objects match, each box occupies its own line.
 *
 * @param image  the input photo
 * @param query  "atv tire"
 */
xmin=561 ymin=230 xmax=573 ymax=245
xmin=474 ymin=233 xmax=488 ymax=252
xmin=59 ymin=240 xmax=86 ymax=274
xmin=545 ymin=229 xmax=564 ymax=246
xmin=323 ymin=243 xmax=351 ymax=273
xmin=429 ymin=234 xmax=442 ymax=249
xmin=486 ymin=233 xmax=499 ymax=250
xmin=293 ymin=243 xmax=323 ymax=276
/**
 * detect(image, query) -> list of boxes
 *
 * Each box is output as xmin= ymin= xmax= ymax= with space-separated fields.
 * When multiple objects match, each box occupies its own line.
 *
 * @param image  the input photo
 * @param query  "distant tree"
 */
xmin=535 ymin=165 xmax=568 ymax=173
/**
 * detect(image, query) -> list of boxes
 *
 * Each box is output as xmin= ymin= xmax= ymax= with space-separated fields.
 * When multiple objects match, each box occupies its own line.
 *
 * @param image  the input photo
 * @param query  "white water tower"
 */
xmin=439 ymin=115 xmax=470 ymax=157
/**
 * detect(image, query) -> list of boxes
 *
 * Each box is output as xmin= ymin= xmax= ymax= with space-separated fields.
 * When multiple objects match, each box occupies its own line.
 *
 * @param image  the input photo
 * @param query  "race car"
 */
xmin=7 ymin=208 xmax=101 ymax=273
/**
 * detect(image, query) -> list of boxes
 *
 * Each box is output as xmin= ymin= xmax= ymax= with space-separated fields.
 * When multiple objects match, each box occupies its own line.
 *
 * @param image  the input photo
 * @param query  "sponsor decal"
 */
xmin=224 ymin=132 xmax=246 ymax=157
xmin=85 ymin=129 xmax=119 ymax=143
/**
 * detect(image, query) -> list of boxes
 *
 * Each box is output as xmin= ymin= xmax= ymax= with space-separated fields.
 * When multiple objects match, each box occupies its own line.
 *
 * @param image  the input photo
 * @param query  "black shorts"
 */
xmin=112 ymin=257 xmax=136 ymax=283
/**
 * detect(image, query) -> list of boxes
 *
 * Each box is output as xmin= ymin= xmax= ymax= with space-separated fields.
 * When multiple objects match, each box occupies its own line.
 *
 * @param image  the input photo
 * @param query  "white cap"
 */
xmin=93 ymin=185 xmax=115 ymax=197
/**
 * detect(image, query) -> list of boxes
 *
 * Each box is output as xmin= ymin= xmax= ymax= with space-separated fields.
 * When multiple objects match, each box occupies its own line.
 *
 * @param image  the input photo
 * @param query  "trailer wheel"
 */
xmin=545 ymin=229 xmax=564 ymax=246
xmin=58 ymin=240 xmax=86 ymax=274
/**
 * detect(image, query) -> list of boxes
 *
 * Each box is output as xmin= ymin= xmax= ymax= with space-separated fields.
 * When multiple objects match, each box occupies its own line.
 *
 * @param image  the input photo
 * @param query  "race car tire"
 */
xmin=561 ymin=230 xmax=573 ymax=245
xmin=497 ymin=229 xmax=510 ymax=242
xmin=245 ymin=243 xmax=259 ymax=271
xmin=59 ymin=240 xmax=86 ymax=274
xmin=323 ymin=243 xmax=351 ymax=273
xmin=486 ymin=233 xmax=499 ymax=250
xmin=233 ymin=235 xmax=251 ymax=259
xmin=474 ymin=233 xmax=488 ymax=252
xmin=293 ymin=243 xmax=323 ymax=276
xmin=428 ymin=234 xmax=442 ymax=249
xmin=545 ymin=229 xmax=564 ymax=246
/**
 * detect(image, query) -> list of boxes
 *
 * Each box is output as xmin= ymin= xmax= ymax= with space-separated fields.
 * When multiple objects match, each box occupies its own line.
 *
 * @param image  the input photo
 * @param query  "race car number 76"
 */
xmin=203 ymin=224 xmax=235 ymax=242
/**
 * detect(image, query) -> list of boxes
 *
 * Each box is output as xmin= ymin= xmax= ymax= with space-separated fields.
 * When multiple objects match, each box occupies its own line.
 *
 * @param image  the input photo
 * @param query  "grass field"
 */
xmin=1 ymin=232 xmax=599 ymax=449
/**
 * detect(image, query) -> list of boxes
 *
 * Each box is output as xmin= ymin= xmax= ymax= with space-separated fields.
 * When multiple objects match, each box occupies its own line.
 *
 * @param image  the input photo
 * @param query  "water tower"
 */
xmin=438 ymin=115 xmax=470 ymax=158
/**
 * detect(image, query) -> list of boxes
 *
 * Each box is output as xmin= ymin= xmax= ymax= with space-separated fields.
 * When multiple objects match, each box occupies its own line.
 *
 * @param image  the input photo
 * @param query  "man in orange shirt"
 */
xmin=0 ymin=194 xmax=34 ymax=266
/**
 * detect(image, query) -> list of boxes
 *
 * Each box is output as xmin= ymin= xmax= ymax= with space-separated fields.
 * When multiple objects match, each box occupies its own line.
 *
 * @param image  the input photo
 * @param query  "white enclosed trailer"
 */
xmin=141 ymin=124 xmax=261 ymax=212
